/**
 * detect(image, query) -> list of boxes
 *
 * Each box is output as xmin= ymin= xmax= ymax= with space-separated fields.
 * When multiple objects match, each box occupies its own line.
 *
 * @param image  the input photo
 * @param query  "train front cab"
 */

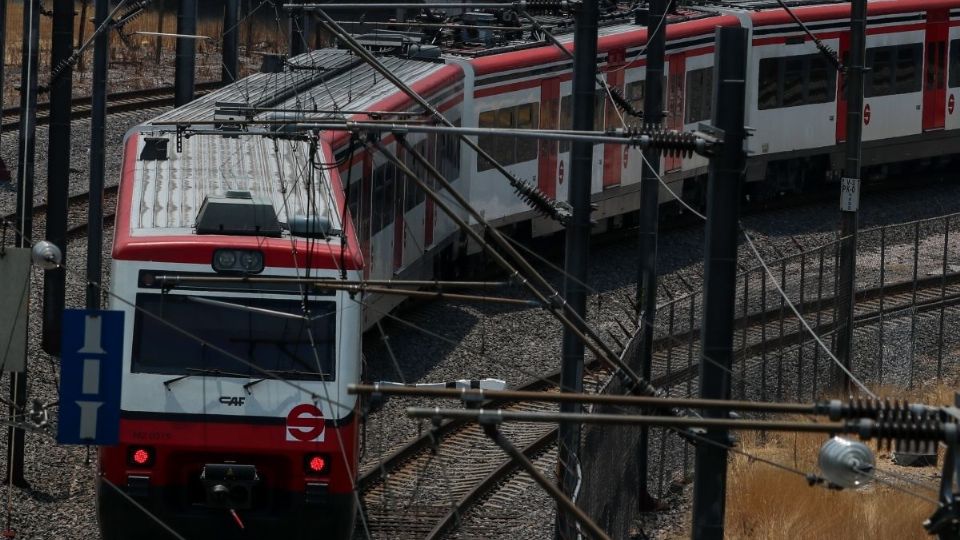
xmin=96 ymin=256 xmax=361 ymax=539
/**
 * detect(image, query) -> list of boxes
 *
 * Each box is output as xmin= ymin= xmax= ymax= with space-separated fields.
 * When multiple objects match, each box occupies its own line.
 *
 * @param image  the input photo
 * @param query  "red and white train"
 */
xmin=100 ymin=0 xmax=960 ymax=537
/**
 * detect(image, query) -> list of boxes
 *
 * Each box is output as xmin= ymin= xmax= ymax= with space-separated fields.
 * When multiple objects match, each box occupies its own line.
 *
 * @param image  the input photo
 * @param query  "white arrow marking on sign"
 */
xmin=82 ymin=359 xmax=100 ymax=395
xmin=78 ymin=315 xmax=106 ymax=354
xmin=76 ymin=401 xmax=103 ymax=439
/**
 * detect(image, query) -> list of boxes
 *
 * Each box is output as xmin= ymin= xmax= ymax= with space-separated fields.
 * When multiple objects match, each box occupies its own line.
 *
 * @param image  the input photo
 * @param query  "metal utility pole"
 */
xmin=635 ymin=0 xmax=667 ymax=510
xmin=0 ymin=0 xmax=9 ymax=182
xmin=88 ymin=0 xmax=109 ymax=311
xmin=690 ymin=25 xmax=747 ymax=540
xmin=42 ymin=0 xmax=76 ymax=355
xmin=556 ymin=0 xmax=597 ymax=537
xmin=174 ymin=0 xmax=197 ymax=106
xmin=289 ymin=0 xmax=308 ymax=57
xmin=9 ymin=0 xmax=42 ymax=489
xmin=222 ymin=0 xmax=240 ymax=82
xmin=835 ymin=0 xmax=866 ymax=393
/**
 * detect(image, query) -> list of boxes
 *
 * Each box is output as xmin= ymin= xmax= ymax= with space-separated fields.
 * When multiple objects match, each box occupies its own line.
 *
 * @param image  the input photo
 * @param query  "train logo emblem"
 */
xmin=863 ymin=103 xmax=871 ymax=125
xmin=286 ymin=403 xmax=325 ymax=442
xmin=950 ymin=95 xmax=955 ymax=115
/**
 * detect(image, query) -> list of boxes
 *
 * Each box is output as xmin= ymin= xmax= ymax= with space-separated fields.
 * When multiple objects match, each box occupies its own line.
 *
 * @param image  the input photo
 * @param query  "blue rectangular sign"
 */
xmin=57 ymin=309 xmax=124 ymax=445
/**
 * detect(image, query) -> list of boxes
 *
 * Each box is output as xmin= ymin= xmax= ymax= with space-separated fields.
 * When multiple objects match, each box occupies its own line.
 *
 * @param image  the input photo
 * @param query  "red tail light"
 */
xmin=127 ymin=446 xmax=155 ymax=467
xmin=304 ymin=453 xmax=330 ymax=475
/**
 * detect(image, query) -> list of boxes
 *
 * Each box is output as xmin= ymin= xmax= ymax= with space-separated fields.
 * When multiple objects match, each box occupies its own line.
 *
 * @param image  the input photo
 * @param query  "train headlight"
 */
xmin=304 ymin=453 xmax=330 ymax=475
xmin=212 ymin=249 xmax=264 ymax=274
xmin=239 ymin=250 xmax=263 ymax=272
xmin=215 ymin=250 xmax=237 ymax=269
xmin=127 ymin=446 xmax=156 ymax=467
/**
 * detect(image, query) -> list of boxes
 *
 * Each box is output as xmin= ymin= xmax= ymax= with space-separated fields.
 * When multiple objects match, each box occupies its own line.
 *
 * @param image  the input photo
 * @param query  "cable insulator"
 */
xmin=511 ymin=179 xmax=572 ymax=225
xmin=604 ymin=83 xmax=643 ymax=119
xmin=625 ymin=126 xmax=701 ymax=159
xmin=851 ymin=418 xmax=944 ymax=453
xmin=824 ymin=397 xmax=937 ymax=422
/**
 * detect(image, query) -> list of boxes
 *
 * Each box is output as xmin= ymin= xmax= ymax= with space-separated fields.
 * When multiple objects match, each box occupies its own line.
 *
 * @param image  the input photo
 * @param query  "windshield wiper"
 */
xmin=163 ymin=367 xmax=252 ymax=390
xmin=243 ymin=369 xmax=331 ymax=394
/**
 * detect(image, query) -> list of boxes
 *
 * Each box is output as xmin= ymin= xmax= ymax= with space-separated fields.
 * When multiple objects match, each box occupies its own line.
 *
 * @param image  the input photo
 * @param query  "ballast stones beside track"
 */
xmin=0 ymin=107 xmax=167 ymax=218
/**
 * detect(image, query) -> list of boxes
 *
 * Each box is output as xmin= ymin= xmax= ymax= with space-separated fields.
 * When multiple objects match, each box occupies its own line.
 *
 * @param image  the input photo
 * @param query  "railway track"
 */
xmin=0 ymin=81 xmax=223 ymax=132
xmin=355 ymin=270 xmax=960 ymax=539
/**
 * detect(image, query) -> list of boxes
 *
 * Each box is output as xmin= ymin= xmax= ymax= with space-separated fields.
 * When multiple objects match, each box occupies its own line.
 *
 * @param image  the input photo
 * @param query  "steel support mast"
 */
xmin=690 ymin=26 xmax=748 ymax=540
xmin=835 ymin=0 xmax=866 ymax=393
xmin=222 ymin=0 xmax=240 ymax=83
xmin=289 ymin=0 xmax=308 ymax=57
xmin=9 ymin=0 xmax=42 ymax=489
xmin=556 ymin=0 xmax=598 ymax=536
xmin=635 ymin=0 xmax=667 ymax=509
xmin=42 ymin=0 xmax=76 ymax=355
xmin=175 ymin=0 xmax=197 ymax=106
xmin=88 ymin=0 xmax=109 ymax=311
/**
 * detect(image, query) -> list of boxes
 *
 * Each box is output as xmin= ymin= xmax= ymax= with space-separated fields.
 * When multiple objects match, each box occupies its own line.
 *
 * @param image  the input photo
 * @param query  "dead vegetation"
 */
xmin=2 ymin=2 xmax=288 ymax=104
xmin=723 ymin=379 xmax=956 ymax=540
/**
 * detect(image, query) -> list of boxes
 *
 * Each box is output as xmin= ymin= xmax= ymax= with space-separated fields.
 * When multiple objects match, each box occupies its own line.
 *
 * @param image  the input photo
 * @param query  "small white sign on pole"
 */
xmin=840 ymin=177 xmax=860 ymax=212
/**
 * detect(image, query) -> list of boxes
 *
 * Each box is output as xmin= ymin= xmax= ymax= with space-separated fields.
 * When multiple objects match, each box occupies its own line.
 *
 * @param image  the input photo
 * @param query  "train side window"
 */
xmin=871 ymin=47 xmax=894 ymax=97
xmin=782 ymin=56 xmax=805 ymax=107
xmin=807 ymin=56 xmax=834 ymax=103
xmin=516 ymin=104 xmax=539 ymax=163
xmin=477 ymin=110 xmax=497 ymax=172
xmin=758 ymin=57 xmax=779 ymax=110
xmin=624 ymin=80 xmax=644 ymax=126
xmin=495 ymin=108 xmax=515 ymax=167
xmin=685 ymin=67 xmax=713 ymax=124
xmin=593 ymin=91 xmax=606 ymax=131
xmin=950 ymin=39 xmax=960 ymax=88
xmin=895 ymin=44 xmax=922 ymax=93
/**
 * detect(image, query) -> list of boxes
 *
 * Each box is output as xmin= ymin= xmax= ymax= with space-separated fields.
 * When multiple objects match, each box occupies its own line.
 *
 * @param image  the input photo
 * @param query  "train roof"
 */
xmin=150 ymin=49 xmax=449 ymax=126
xmin=123 ymin=131 xmax=343 ymax=240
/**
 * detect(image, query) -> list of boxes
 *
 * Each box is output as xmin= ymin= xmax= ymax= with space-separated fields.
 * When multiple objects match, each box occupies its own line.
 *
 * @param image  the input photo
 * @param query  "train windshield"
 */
xmin=131 ymin=293 xmax=336 ymax=380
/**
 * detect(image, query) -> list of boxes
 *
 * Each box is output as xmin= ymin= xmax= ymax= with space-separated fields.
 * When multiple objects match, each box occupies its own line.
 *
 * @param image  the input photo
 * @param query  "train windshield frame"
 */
xmin=131 ymin=292 xmax=337 ymax=380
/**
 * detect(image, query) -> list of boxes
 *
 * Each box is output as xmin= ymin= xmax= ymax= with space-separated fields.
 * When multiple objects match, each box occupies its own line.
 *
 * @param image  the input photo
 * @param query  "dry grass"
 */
xmin=725 ymin=433 xmax=936 ymax=540
xmin=721 ymin=378 xmax=957 ymax=540
xmin=2 ymin=2 xmax=286 ymax=103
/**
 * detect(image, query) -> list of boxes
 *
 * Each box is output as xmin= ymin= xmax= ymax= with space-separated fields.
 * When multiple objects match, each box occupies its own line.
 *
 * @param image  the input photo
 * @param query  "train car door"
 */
xmin=665 ymin=53 xmax=686 ymax=171
xmin=603 ymin=49 xmax=625 ymax=188
xmin=924 ymin=9 xmax=949 ymax=131
xmin=393 ymin=144 xmax=405 ymax=272
xmin=538 ymin=78 xmax=560 ymax=199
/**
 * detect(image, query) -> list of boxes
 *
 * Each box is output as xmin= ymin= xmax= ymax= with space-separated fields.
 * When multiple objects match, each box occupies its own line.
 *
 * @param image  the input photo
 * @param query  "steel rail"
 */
xmin=0 ymin=80 xmax=223 ymax=132
xmin=425 ymin=428 xmax=557 ymax=540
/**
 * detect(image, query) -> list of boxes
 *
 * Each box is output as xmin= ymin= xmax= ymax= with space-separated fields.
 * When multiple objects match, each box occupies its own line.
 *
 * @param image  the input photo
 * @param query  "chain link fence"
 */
xmin=576 ymin=211 xmax=960 ymax=534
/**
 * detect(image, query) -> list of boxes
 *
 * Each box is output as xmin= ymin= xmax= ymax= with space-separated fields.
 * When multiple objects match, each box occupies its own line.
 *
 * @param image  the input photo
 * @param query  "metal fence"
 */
xmin=577 ymin=211 xmax=960 ymax=531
